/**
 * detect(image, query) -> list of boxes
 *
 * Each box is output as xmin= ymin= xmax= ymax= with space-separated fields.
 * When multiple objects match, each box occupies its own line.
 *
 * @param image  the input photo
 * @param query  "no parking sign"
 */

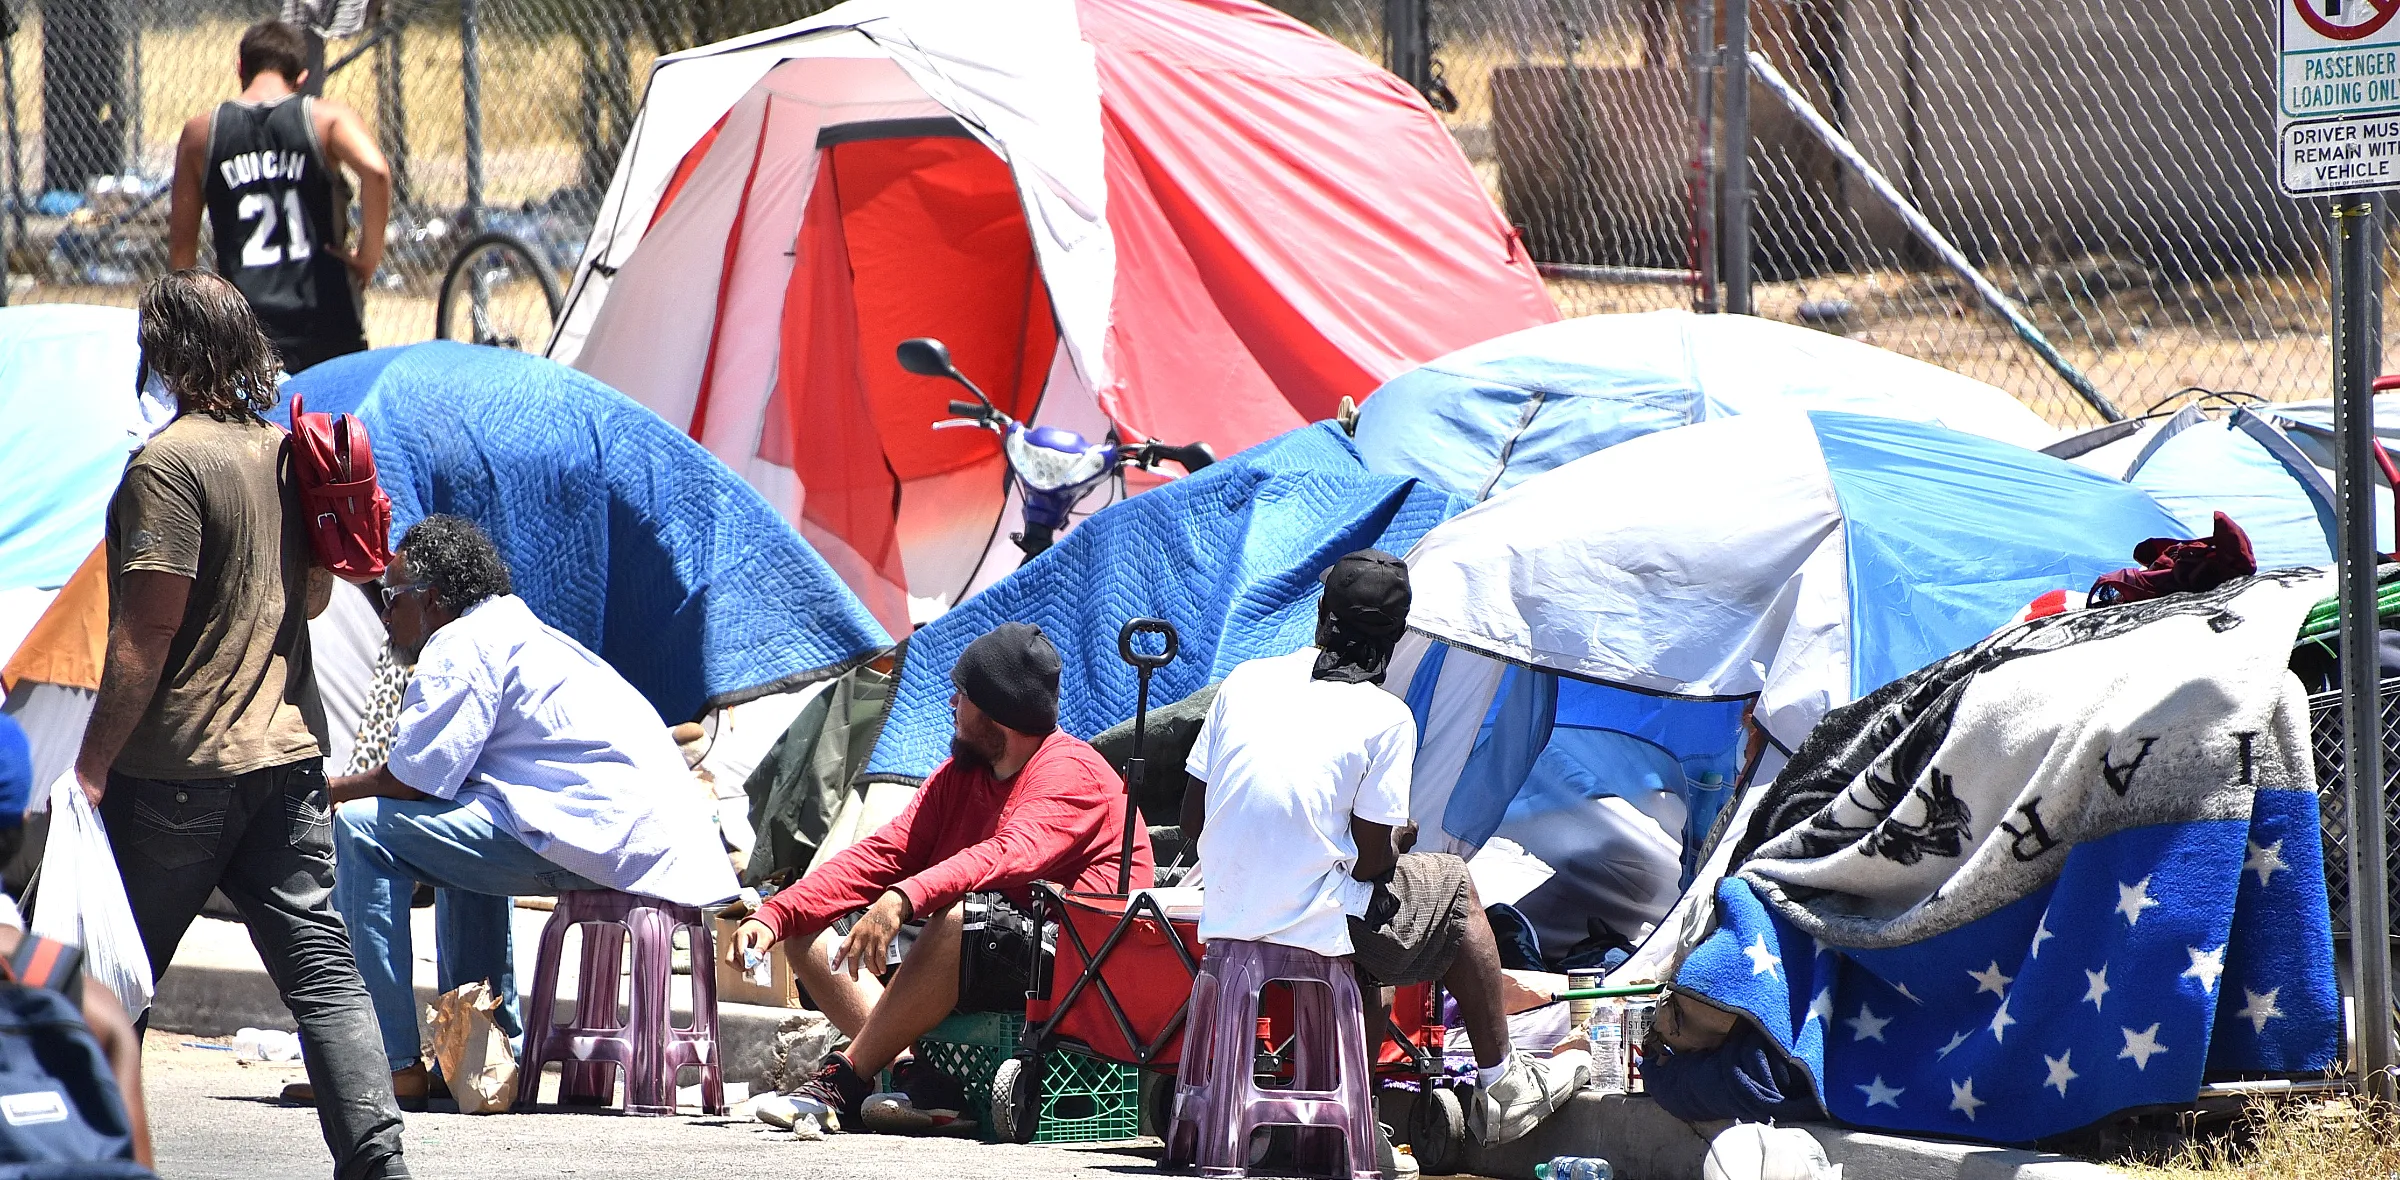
xmin=2280 ymin=0 xmax=2400 ymax=194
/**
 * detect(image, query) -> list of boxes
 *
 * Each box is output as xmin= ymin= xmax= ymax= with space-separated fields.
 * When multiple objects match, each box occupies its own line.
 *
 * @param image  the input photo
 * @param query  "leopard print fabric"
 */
xmin=344 ymin=648 xmax=415 ymax=776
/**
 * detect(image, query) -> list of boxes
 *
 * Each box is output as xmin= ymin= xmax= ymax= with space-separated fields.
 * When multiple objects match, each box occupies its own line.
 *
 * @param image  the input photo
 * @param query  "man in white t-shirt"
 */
xmin=1181 ymin=551 xmax=1585 ymax=1150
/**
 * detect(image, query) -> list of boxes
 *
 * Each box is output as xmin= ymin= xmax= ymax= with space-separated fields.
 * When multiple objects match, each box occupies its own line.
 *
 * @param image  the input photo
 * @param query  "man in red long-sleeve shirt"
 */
xmin=730 ymin=623 xmax=1152 ymax=1131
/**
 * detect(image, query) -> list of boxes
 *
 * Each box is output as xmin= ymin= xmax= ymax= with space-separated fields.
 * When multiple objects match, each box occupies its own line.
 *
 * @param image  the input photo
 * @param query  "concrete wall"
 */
xmin=1487 ymin=0 xmax=2320 ymax=279
xmin=1492 ymin=61 xmax=1844 ymax=276
xmin=1833 ymin=0 xmax=2315 ymax=276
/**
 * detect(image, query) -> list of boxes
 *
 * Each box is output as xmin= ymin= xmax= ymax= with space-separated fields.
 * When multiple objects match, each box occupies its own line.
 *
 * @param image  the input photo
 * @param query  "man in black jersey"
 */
xmin=168 ymin=20 xmax=390 ymax=375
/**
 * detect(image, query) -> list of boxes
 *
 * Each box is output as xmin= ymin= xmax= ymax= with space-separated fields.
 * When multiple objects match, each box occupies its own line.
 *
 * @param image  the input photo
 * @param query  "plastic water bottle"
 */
xmin=1583 ymin=1006 xmax=1627 ymax=1093
xmin=233 ymin=1027 xmax=302 ymax=1062
xmin=1534 ymin=1157 xmax=1613 ymax=1180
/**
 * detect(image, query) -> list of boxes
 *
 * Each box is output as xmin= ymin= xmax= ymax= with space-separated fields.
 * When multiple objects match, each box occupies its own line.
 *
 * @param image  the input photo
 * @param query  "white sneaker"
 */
xmin=1468 ymin=1050 xmax=1589 ymax=1146
xmin=858 ymin=1091 xmax=979 ymax=1136
xmin=753 ymin=1092 xmax=833 ymax=1131
xmin=1377 ymin=1122 xmax=1422 ymax=1179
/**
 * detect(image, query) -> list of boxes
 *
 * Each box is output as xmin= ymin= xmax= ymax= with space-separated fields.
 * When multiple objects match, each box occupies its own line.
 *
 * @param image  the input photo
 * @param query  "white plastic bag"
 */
xmin=29 ymin=773 xmax=154 ymax=1022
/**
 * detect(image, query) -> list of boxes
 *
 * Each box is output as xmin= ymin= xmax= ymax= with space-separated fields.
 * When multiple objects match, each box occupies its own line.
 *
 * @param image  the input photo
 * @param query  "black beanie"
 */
xmin=952 ymin=622 xmax=1062 ymax=735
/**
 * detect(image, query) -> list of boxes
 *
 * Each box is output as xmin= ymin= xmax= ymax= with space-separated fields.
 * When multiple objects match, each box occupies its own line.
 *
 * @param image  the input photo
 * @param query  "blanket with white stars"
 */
xmin=1673 ymin=570 xmax=2342 ymax=1143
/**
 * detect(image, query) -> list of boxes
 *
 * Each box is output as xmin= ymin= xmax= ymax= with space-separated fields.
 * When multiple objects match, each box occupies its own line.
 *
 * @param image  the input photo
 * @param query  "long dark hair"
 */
xmin=138 ymin=270 xmax=282 ymax=422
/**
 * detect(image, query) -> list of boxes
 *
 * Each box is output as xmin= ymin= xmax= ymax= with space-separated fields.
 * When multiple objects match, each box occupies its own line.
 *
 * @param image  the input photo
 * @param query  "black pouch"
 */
xmin=957 ymin=893 xmax=1053 ymax=1013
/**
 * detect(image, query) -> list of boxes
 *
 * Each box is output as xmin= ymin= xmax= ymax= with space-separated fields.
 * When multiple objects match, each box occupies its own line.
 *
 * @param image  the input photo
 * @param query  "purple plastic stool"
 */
xmin=1165 ymin=939 xmax=1379 ymax=1180
xmin=514 ymin=890 xmax=726 ymax=1116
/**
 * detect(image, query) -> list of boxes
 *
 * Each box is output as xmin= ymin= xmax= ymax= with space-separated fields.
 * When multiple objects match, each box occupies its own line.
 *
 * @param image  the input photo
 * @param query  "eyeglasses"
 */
xmin=375 ymin=579 xmax=430 ymax=614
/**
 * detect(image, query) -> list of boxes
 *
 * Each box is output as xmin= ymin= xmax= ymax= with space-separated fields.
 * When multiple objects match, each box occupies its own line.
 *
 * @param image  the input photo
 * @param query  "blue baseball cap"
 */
xmin=0 ymin=714 xmax=31 ymax=828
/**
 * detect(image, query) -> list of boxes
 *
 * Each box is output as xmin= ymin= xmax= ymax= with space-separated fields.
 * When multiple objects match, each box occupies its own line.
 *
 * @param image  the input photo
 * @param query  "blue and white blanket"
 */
xmin=864 ymin=423 xmax=1463 ymax=781
xmin=277 ymin=343 xmax=892 ymax=722
xmin=1675 ymin=571 xmax=2341 ymax=1143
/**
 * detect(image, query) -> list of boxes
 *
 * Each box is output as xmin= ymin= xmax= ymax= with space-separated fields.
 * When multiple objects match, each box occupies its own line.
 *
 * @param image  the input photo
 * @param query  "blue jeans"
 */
xmin=331 ymin=797 xmax=602 ymax=1072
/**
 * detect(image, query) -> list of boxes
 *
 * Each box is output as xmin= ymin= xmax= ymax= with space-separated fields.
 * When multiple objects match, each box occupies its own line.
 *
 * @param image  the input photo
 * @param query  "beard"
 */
xmin=950 ymin=734 xmax=994 ymax=769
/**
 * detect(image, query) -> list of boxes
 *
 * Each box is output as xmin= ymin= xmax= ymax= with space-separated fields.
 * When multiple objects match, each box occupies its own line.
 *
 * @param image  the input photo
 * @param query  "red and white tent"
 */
xmin=550 ymin=0 xmax=1555 ymax=633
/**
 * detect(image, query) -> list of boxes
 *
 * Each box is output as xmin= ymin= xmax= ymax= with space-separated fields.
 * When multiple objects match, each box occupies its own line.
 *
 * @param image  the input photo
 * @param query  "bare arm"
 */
xmin=1178 ymin=772 xmax=1207 ymax=842
xmin=306 ymin=566 xmax=333 ymax=619
xmin=72 ymin=571 xmax=191 ymax=805
xmin=79 ymin=982 xmax=153 ymax=1169
xmin=318 ymin=101 xmax=390 ymax=281
xmin=167 ymin=115 xmax=209 ymax=271
xmin=1349 ymin=815 xmax=1419 ymax=884
xmin=327 ymin=764 xmax=430 ymax=806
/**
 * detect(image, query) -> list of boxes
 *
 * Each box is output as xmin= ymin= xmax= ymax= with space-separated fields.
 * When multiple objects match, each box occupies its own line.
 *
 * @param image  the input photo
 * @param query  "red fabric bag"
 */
xmin=287 ymin=393 xmax=393 ymax=582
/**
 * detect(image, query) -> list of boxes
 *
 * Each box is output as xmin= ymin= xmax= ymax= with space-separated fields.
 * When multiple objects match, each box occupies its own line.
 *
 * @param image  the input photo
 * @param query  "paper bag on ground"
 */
xmin=428 ymin=982 xmax=518 ymax=1113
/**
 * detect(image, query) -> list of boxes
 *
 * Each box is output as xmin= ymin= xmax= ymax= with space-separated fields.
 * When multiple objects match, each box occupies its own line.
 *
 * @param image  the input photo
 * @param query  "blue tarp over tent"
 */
xmin=0 ymin=305 xmax=142 ymax=593
xmin=865 ymin=423 xmax=1464 ymax=782
xmin=276 ymin=342 xmax=891 ymax=722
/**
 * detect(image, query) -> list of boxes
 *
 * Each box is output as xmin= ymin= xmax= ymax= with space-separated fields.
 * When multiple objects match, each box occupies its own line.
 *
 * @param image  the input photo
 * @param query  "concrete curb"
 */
xmin=147 ymin=916 xmax=2121 ymax=1177
xmin=145 ymin=914 xmax=793 ymax=1087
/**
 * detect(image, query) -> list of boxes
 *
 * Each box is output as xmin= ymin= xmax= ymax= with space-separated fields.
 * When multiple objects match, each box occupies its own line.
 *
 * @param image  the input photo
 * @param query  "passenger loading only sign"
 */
xmin=2281 ymin=0 xmax=2400 ymax=194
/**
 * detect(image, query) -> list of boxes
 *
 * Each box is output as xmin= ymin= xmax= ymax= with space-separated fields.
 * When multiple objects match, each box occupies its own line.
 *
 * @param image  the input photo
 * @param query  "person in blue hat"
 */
xmin=0 ymin=712 xmax=153 ymax=1169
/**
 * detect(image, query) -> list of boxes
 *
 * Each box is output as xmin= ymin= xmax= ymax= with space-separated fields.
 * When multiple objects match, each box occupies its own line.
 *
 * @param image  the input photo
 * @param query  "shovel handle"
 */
xmin=1118 ymin=618 xmax=1179 ymax=670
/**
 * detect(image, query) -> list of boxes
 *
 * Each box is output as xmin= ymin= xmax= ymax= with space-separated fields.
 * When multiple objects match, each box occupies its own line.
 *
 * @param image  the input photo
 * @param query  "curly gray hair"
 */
xmin=397 ymin=515 xmax=512 ymax=613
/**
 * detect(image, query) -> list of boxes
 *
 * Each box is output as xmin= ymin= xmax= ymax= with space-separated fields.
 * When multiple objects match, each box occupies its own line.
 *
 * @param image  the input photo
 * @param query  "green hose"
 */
xmin=1549 ymin=983 xmax=1665 ymax=1001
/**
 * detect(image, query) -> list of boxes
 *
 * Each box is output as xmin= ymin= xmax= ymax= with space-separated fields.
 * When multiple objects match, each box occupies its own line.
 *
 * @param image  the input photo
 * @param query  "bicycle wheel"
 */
xmin=435 ymin=231 xmax=564 ymax=352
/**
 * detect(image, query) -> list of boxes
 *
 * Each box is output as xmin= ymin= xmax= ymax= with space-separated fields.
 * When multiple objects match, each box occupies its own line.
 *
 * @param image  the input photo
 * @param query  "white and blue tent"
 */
xmin=1352 ymin=310 xmax=2058 ymax=503
xmin=2122 ymin=406 xmax=2364 ymax=569
xmin=2050 ymin=396 xmax=2398 ymax=570
xmin=1387 ymin=411 xmax=2184 ymax=961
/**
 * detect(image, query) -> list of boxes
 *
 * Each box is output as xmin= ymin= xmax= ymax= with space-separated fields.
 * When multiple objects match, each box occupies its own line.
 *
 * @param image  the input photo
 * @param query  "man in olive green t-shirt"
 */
xmin=72 ymin=271 xmax=411 ymax=1180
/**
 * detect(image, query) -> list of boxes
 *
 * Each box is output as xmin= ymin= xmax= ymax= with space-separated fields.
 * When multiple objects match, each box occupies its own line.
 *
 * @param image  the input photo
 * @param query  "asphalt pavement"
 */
xmin=144 ymin=1037 xmax=1168 ymax=1180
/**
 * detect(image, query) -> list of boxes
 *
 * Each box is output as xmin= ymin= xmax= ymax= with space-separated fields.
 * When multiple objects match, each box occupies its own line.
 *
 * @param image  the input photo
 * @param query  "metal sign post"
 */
xmin=2333 ymin=193 xmax=2393 ymax=1103
xmin=2284 ymin=0 xmax=2400 ymax=1101
xmin=1719 ymin=0 xmax=1752 ymax=315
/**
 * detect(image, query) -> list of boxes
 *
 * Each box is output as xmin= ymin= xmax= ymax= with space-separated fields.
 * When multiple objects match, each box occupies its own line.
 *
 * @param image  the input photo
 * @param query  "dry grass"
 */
xmin=1541 ymin=270 xmax=2344 ymax=431
xmin=39 ymin=281 xmax=442 ymax=347
xmin=2122 ymin=1094 xmax=2400 ymax=1179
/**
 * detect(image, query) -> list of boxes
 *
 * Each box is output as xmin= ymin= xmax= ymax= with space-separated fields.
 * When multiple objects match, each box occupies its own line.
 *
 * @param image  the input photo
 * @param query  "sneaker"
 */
xmin=891 ymin=1059 xmax=971 ymax=1111
xmin=753 ymin=1092 xmax=833 ymax=1131
xmin=787 ymin=1051 xmax=875 ymax=1130
xmin=1467 ymin=1050 xmax=1588 ymax=1146
xmin=859 ymin=1059 xmax=978 ymax=1135
xmin=858 ymin=1091 xmax=979 ymax=1136
xmin=1377 ymin=1122 xmax=1421 ymax=1180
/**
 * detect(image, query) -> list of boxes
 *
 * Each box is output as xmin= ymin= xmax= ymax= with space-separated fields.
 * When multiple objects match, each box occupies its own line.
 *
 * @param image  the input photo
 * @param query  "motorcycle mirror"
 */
xmin=896 ymin=338 xmax=959 ymax=379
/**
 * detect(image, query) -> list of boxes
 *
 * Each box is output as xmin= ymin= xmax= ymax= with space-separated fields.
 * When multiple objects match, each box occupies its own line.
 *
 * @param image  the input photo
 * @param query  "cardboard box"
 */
xmin=711 ymin=916 xmax=803 ymax=1008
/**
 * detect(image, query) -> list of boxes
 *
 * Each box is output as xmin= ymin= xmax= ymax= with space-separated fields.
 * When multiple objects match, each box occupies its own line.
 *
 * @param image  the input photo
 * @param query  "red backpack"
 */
xmin=287 ymin=393 xmax=394 ymax=582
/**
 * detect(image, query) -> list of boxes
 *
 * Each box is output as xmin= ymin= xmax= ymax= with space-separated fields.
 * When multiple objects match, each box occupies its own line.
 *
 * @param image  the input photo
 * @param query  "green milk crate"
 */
xmin=909 ymin=1012 xmax=1141 ymax=1144
xmin=1029 ymin=1047 xmax=1139 ymax=1144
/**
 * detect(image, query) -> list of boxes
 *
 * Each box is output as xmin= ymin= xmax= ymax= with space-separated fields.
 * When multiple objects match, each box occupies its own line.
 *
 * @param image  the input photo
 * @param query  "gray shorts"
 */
xmin=1348 ymin=852 xmax=1475 ymax=986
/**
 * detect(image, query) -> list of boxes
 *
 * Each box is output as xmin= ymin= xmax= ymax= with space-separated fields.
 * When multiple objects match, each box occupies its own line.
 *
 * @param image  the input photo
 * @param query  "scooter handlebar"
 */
xmin=1138 ymin=441 xmax=1217 ymax=474
xmin=947 ymin=400 xmax=985 ymax=418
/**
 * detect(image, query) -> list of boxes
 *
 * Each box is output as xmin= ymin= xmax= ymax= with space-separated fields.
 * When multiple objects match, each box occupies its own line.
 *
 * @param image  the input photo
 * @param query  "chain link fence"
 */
xmin=0 ymin=0 xmax=2365 ymax=428
xmin=1296 ymin=0 xmax=2360 ymax=427
xmin=0 ymin=0 xmax=839 ymax=343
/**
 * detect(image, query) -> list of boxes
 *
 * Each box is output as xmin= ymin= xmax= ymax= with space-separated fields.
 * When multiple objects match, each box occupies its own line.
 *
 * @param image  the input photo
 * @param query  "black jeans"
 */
xmin=101 ymin=759 xmax=409 ymax=1180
